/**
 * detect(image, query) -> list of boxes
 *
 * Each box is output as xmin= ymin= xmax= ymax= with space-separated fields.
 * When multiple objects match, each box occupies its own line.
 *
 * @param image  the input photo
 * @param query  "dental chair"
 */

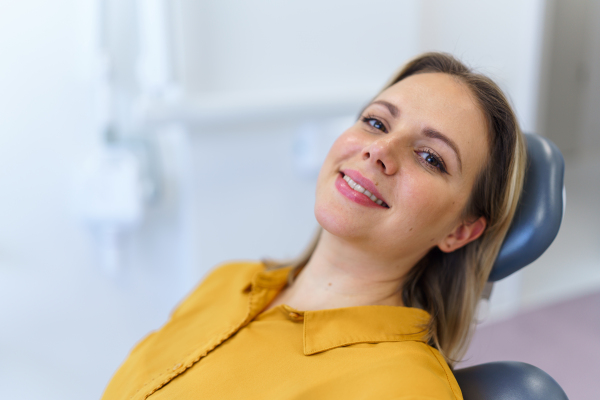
xmin=454 ymin=133 xmax=568 ymax=399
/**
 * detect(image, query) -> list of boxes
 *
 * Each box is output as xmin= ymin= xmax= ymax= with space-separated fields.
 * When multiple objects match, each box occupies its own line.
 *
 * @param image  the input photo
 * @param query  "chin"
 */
xmin=314 ymin=200 xmax=363 ymax=240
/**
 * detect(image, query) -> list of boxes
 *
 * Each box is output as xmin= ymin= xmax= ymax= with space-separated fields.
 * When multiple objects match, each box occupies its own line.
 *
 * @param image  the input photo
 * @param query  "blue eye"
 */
xmin=416 ymin=149 xmax=447 ymax=174
xmin=361 ymin=116 xmax=387 ymax=133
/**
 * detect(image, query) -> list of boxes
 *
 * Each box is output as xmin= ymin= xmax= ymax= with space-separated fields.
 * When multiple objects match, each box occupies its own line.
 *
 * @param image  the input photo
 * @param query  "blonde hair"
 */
xmin=264 ymin=52 xmax=527 ymax=366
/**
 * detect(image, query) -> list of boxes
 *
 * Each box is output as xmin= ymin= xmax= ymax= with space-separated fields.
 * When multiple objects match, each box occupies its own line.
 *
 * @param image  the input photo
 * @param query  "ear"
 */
xmin=437 ymin=216 xmax=487 ymax=253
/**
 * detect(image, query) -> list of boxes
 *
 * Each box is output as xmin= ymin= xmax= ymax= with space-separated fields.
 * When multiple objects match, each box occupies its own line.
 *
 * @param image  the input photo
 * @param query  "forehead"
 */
xmin=376 ymin=72 xmax=488 ymax=174
xmin=378 ymin=72 xmax=484 ymax=128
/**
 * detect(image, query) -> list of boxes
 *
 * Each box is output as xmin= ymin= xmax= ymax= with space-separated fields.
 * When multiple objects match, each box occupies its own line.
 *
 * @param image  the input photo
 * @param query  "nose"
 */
xmin=362 ymin=137 xmax=400 ymax=175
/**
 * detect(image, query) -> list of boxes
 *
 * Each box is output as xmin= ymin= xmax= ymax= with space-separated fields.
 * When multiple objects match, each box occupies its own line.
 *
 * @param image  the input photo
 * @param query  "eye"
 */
xmin=416 ymin=148 xmax=448 ymax=174
xmin=361 ymin=116 xmax=388 ymax=133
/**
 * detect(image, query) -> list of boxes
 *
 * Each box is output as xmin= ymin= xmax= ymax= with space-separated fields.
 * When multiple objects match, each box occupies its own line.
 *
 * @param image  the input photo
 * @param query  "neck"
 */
xmin=276 ymin=230 xmax=422 ymax=311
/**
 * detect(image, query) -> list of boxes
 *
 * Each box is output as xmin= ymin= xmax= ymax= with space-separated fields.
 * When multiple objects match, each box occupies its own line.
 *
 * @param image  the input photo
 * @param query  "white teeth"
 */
xmin=342 ymin=174 xmax=385 ymax=206
xmin=343 ymin=175 xmax=356 ymax=189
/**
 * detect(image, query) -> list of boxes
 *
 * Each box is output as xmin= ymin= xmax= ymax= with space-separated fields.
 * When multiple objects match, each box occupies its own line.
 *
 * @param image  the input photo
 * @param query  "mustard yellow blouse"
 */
xmin=101 ymin=261 xmax=463 ymax=400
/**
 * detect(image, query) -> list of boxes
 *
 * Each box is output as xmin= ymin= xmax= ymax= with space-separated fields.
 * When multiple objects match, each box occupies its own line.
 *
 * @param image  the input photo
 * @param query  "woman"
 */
xmin=102 ymin=52 xmax=526 ymax=400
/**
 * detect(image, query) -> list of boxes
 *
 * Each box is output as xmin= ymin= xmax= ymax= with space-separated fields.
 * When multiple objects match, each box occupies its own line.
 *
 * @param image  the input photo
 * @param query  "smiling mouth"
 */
xmin=341 ymin=173 xmax=389 ymax=208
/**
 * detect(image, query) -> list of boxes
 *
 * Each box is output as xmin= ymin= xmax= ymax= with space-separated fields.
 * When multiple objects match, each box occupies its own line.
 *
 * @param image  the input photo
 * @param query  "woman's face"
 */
xmin=314 ymin=72 xmax=489 ymax=262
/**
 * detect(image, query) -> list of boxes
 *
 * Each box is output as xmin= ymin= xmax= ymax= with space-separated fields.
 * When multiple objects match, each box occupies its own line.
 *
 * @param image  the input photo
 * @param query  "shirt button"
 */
xmin=289 ymin=312 xmax=303 ymax=320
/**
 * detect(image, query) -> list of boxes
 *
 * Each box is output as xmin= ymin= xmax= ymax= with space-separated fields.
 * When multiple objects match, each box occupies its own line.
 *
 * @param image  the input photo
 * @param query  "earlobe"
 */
xmin=437 ymin=216 xmax=487 ymax=253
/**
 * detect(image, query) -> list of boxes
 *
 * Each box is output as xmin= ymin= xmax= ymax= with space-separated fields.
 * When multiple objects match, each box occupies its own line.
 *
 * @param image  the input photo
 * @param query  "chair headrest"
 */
xmin=488 ymin=133 xmax=565 ymax=282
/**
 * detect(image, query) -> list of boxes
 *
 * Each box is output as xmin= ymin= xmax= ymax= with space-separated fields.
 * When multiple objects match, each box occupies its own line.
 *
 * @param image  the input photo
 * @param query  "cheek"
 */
xmin=327 ymin=129 xmax=365 ymax=162
xmin=317 ymin=129 xmax=364 ymax=185
xmin=394 ymin=172 xmax=466 ymax=235
xmin=314 ymin=129 xmax=368 ymax=236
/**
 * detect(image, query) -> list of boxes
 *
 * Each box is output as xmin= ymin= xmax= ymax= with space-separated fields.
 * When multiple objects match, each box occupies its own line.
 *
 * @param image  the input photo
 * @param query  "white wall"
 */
xmin=0 ymin=1 xmax=189 ymax=399
xmin=176 ymin=0 xmax=421 ymax=96
xmin=418 ymin=0 xmax=546 ymax=135
xmin=0 ymin=0 xmax=94 ymax=279
xmin=0 ymin=1 xmax=102 ymax=398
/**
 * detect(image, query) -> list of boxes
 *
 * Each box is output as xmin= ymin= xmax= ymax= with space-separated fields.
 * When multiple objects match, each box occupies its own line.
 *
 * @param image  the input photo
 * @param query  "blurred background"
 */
xmin=0 ymin=0 xmax=598 ymax=399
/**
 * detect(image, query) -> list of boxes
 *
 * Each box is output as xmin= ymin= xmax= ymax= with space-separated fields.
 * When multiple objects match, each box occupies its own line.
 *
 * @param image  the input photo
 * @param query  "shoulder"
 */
xmin=344 ymin=341 xmax=463 ymax=400
xmin=405 ymin=342 xmax=463 ymax=400
xmin=170 ymin=260 xmax=265 ymax=319
xmin=201 ymin=260 xmax=265 ymax=286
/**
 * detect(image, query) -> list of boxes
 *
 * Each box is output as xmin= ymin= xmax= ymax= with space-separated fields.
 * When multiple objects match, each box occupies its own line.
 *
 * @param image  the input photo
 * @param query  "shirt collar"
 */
xmin=300 ymin=305 xmax=430 ymax=355
xmin=245 ymin=265 xmax=431 ymax=356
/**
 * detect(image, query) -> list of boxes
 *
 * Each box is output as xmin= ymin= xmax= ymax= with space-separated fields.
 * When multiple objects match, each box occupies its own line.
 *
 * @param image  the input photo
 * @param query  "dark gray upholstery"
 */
xmin=455 ymin=362 xmax=568 ymax=400
xmin=489 ymin=133 xmax=565 ymax=281
xmin=454 ymin=134 xmax=568 ymax=399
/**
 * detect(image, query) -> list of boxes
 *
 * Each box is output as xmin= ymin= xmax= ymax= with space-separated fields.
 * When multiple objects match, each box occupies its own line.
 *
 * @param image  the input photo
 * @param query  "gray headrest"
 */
xmin=488 ymin=133 xmax=565 ymax=282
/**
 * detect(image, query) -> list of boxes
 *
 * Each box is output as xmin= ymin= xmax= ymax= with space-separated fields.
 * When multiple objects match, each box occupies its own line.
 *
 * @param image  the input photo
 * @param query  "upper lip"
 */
xmin=341 ymin=169 xmax=388 ymax=205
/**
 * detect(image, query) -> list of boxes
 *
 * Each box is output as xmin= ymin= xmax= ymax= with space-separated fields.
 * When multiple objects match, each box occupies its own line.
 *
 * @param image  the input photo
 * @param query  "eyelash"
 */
xmin=360 ymin=114 xmax=448 ymax=174
xmin=361 ymin=115 xmax=388 ymax=133
xmin=416 ymin=148 xmax=448 ymax=174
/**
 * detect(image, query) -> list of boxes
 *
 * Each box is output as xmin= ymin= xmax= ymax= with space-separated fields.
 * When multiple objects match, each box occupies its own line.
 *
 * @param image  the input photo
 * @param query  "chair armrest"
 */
xmin=454 ymin=361 xmax=568 ymax=400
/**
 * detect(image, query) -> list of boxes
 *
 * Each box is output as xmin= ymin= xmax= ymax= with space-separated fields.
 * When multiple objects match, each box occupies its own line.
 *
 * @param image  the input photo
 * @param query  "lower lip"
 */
xmin=335 ymin=173 xmax=385 ymax=208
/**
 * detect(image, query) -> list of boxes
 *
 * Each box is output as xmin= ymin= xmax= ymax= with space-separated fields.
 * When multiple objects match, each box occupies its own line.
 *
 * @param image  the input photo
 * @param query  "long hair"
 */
xmin=264 ymin=52 xmax=527 ymax=366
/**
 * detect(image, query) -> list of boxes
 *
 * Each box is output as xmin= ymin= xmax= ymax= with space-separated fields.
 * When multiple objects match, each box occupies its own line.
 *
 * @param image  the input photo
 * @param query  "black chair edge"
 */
xmin=454 ymin=361 xmax=569 ymax=400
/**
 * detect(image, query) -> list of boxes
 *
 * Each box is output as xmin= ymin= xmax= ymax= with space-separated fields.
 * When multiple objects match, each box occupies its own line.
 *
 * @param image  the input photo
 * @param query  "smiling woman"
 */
xmin=101 ymin=53 xmax=526 ymax=400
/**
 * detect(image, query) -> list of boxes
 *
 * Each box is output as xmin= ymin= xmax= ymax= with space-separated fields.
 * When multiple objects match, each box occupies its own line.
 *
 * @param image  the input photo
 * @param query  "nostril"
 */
xmin=379 ymin=160 xmax=386 ymax=169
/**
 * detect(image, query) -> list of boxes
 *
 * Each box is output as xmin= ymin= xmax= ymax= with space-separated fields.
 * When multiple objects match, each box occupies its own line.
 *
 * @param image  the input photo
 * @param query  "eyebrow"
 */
xmin=423 ymin=127 xmax=463 ymax=173
xmin=369 ymin=100 xmax=399 ymax=118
